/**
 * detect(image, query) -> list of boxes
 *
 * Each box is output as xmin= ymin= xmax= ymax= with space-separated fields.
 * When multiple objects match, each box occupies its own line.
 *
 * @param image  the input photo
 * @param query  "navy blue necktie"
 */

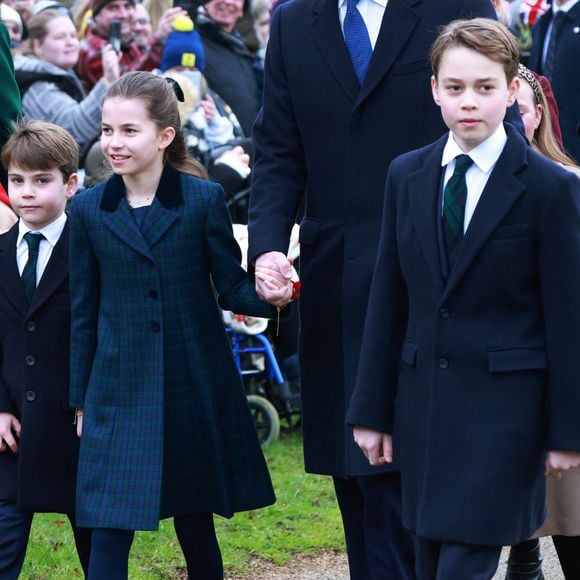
xmin=344 ymin=0 xmax=372 ymax=84
xmin=543 ymin=11 xmax=565 ymax=81
xmin=21 ymin=232 xmax=44 ymax=302
xmin=442 ymin=155 xmax=473 ymax=269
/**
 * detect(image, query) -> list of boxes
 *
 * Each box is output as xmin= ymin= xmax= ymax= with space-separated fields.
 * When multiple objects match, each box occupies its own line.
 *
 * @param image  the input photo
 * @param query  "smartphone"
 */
xmin=109 ymin=19 xmax=122 ymax=54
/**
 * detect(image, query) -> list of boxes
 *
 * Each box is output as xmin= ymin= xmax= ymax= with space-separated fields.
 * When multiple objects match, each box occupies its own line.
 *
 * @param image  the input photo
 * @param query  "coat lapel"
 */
xmin=28 ymin=220 xmax=69 ymax=314
xmin=0 ymin=224 xmax=29 ymax=315
xmin=442 ymin=128 xmax=528 ymax=301
xmin=355 ymin=0 xmax=423 ymax=108
xmin=311 ymin=0 xmax=360 ymax=103
xmin=407 ymin=138 xmax=446 ymax=295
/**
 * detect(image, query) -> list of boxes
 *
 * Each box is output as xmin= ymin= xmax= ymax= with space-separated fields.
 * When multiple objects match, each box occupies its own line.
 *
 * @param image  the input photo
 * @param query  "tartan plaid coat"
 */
xmin=69 ymin=165 xmax=276 ymax=530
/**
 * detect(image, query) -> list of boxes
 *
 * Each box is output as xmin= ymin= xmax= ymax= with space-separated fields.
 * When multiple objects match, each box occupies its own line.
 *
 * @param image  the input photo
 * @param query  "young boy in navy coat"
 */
xmin=0 ymin=121 xmax=91 ymax=577
xmin=347 ymin=18 xmax=580 ymax=579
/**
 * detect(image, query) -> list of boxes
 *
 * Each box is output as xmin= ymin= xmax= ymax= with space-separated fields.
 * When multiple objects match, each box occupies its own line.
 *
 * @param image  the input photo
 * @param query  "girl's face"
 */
xmin=100 ymin=97 xmax=175 ymax=179
xmin=33 ymin=16 xmax=79 ymax=70
xmin=517 ymin=80 xmax=542 ymax=144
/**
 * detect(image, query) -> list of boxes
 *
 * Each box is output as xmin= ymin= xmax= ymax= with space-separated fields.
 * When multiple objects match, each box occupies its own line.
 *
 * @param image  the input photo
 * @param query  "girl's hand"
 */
xmin=198 ymin=94 xmax=217 ymax=122
xmin=76 ymin=409 xmax=84 ymax=438
xmin=0 ymin=413 xmax=21 ymax=453
xmin=545 ymin=450 xmax=580 ymax=479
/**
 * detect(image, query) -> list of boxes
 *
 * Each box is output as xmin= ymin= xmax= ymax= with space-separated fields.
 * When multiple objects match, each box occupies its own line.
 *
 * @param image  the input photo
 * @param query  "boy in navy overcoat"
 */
xmin=0 ymin=121 xmax=91 ymax=577
xmin=347 ymin=18 xmax=580 ymax=578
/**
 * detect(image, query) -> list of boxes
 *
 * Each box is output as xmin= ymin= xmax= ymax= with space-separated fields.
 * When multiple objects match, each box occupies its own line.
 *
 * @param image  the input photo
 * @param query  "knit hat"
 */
xmin=160 ymin=15 xmax=206 ymax=73
xmin=91 ymin=0 xmax=135 ymax=17
xmin=1 ymin=3 xmax=23 ymax=36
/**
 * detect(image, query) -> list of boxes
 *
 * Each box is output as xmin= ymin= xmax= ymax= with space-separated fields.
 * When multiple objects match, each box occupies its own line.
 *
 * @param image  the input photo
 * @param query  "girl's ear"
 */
xmin=158 ymin=127 xmax=176 ymax=151
xmin=31 ymin=38 xmax=43 ymax=57
xmin=534 ymin=103 xmax=543 ymax=131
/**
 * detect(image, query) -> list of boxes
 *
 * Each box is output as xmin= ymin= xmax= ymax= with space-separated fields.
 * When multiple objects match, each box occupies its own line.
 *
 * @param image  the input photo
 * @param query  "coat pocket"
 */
xmin=488 ymin=348 xmax=547 ymax=373
xmin=299 ymin=218 xmax=322 ymax=245
xmin=401 ymin=341 xmax=417 ymax=367
xmin=389 ymin=58 xmax=430 ymax=76
xmin=490 ymin=224 xmax=530 ymax=240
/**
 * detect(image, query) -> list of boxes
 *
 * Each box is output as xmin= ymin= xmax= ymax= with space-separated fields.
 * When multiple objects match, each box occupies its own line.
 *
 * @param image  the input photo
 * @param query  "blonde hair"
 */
xmin=20 ymin=9 xmax=75 ymax=56
xmin=517 ymin=64 xmax=578 ymax=169
xmin=431 ymin=18 xmax=519 ymax=83
xmin=104 ymin=72 xmax=208 ymax=178
xmin=1 ymin=120 xmax=79 ymax=179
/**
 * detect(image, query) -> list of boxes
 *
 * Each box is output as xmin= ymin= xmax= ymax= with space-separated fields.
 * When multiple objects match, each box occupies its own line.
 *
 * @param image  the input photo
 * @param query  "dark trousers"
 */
xmin=0 ymin=500 xmax=91 ymax=579
xmin=333 ymin=473 xmax=416 ymax=579
xmin=414 ymin=536 xmax=501 ymax=580
xmin=553 ymin=535 xmax=580 ymax=579
xmin=87 ymin=512 xmax=223 ymax=580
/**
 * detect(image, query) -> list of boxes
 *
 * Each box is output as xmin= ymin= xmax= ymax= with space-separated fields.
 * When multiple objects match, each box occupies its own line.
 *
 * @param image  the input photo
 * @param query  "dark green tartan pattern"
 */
xmin=69 ymin=167 xmax=275 ymax=530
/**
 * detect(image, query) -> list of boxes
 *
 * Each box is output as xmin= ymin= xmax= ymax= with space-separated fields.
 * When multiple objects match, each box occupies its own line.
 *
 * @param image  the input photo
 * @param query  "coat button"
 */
xmin=438 ymin=358 xmax=449 ymax=370
xmin=25 ymin=355 xmax=36 ymax=366
xmin=25 ymin=390 xmax=36 ymax=402
xmin=149 ymin=289 xmax=158 ymax=300
xmin=439 ymin=308 xmax=450 ymax=319
xmin=151 ymin=321 xmax=160 ymax=333
xmin=26 ymin=321 xmax=37 ymax=332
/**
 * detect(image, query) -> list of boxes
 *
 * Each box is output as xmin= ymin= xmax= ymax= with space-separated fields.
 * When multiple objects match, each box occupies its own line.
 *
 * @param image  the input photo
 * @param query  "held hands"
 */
xmin=254 ymin=251 xmax=294 ymax=308
xmin=353 ymin=426 xmax=393 ymax=466
xmin=546 ymin=450 xmax=580 ymax=479
xmin=0 ymin=413 xmax=21 ymax=453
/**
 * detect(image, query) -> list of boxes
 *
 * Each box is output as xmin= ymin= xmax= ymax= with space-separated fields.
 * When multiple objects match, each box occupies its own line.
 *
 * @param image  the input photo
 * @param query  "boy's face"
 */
xmin=7 ymin=165 xmax=77 ymax=230
xmin=431 ymin=46 xmax=519 ymax=152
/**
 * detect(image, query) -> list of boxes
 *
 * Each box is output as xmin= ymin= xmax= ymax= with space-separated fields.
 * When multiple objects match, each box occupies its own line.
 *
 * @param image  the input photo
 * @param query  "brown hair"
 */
xmin=430 ymin=18 xmax=520 ymax=83
xmin=517 ymin=64 xmax=578 ymax=169
xmin=1 ymin=120 xmax=79 ymax=180
xmin=104 ymin=71 xmax=208 ymax=179
xmin=20 ymin=9 xmax=75 ymax=56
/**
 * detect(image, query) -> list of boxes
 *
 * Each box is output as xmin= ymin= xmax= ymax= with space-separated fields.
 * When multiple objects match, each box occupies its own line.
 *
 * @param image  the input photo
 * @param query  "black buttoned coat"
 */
xmin=69 ymin=167 xmax=275 ymax=530
xmin=248 ymin=0 xmax=497 ymax=476
xmin=0 ymin=221 xmax=79 ymax=514
xmin=347 ymin=127 xmax=580 ymax=545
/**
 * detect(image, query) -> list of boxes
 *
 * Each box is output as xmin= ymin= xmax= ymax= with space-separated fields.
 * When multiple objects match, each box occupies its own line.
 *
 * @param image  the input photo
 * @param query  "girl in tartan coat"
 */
xmin=69 ymin=71 xmax=288 ymax=579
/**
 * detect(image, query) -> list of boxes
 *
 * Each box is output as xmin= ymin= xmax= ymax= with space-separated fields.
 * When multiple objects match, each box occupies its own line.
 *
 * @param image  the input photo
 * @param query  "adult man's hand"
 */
xmin=0 ymin=413 xmax=20 ymax=453
xmin=254 ymin=251 xmax=293 ymax=308
xmin=353 ymin=426 xmax=393 ymax=466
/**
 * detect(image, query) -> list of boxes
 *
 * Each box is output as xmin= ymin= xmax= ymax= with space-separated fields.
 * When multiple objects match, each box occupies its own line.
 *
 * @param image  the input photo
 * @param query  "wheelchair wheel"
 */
xmin=247 ymin=395 xmax=280 ymax=446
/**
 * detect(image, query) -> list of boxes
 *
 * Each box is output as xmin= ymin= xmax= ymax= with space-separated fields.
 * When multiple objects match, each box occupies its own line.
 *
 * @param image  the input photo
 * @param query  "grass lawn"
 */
xmin=20 ymin=430 xmax=345 ymax=579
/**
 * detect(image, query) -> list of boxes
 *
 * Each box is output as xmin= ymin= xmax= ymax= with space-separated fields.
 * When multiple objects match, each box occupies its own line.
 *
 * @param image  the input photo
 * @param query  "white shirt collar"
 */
xmin=338 ymin=0 xmax=387 ymax=10
xmin=553 ymin=0 xmax=580 ymax=15
xmin=441 ymin=125 xmax=507 ymax=174
xmin=17 ymin=213 xmax=67 ymax=249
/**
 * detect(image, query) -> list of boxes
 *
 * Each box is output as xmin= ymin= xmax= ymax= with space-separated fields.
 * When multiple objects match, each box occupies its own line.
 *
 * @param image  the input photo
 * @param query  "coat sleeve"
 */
xmin=345 ymin=163 xmax=409 ymax=433
xmin=247 ymin=3 xmax=306 ymax=264
xmin=69 ymin=195 xmax=101 ymax=408
xmin=205 ymin=183 xmax=278 ymax=319
xmin=540 ymin=171 xmax=580 ymax=451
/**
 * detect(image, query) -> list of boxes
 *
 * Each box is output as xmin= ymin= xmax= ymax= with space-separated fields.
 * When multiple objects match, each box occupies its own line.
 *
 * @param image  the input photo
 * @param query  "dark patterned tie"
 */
xmin=543 ymin=11 xmax=565 ymax=81
xmin=442 ymin=155 xmax=473 ymax=270
xmin=344 ymin=0 xmax=373 ymax=84
xmin=21 ymin=232 xmax=44 ymax=302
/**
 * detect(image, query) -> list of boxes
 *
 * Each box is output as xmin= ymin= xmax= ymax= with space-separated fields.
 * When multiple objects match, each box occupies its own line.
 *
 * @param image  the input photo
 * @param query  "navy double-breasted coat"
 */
xmin=248 ymin=0 xmax=498 ymax=477
xmin=347 ymin=127 xmax=580 ymax=545
xmin=69 ymin=166 xmax=275 ymax=530
xmin=0 ymin=222 xmax=79 ymax=514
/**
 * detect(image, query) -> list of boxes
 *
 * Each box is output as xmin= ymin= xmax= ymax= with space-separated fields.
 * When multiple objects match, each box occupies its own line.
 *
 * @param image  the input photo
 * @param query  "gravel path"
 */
xmin=228 ymin=537 xmax=563 ymax=579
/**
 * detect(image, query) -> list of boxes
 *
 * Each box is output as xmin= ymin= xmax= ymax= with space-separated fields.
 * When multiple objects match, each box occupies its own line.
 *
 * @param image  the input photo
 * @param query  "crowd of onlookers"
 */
xmin=1 ymin=0 xmax=275 ymax=220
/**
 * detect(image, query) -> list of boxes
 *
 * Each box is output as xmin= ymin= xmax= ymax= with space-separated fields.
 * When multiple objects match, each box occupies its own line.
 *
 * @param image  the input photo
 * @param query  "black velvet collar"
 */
xmin=100 ymin=163 xmax=183 ymax=212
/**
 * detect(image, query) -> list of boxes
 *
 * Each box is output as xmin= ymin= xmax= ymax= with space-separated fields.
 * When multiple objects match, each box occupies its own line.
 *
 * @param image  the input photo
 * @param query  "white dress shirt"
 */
xmin=338 ymin=0 xmax=387 ymax=49
xmin=441 ymin=125 xmax=508 ymax=234
xmin=16 ymin=213 xmax=67 ymax=285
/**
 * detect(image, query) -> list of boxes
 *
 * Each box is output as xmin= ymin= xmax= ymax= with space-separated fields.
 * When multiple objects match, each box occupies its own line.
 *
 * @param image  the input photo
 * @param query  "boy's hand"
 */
xmin=545 ymin=450 xmax=580 ymax=479
xmin=0 ymin=413 xmax=21 ymax=453
xmin=353 ymin=426 xmax=393 ymax=466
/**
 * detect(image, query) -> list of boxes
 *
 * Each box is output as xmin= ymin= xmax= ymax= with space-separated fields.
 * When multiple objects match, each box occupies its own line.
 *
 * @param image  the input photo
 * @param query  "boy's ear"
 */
xmin=507 ymin=76 xmax=520 ymax=107
xmin=158 ymin=127 xmax=176 ymax=151
xmin=65 ymin=173 xmax=79 ymax=199
xmin=431 ymin=75 xmax=441 ymax=106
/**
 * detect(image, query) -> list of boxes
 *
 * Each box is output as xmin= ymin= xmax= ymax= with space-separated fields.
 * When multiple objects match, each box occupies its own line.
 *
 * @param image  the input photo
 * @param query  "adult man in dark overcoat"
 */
xmin=247 ymin=0 xmax=498 ymax=577
xmin=528 ymin=0 xmax=580 ymax=162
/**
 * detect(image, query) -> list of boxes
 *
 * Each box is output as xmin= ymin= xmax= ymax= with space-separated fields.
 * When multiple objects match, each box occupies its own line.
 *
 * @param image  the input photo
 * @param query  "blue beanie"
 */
xmin=160 ymin=16 xmax=206 ymax=73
